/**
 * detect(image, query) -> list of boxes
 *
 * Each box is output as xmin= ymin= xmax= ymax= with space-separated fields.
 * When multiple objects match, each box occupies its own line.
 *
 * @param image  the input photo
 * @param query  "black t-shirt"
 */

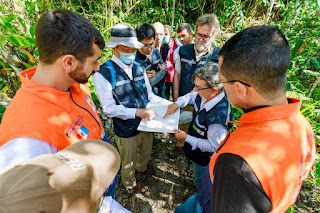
xmin=210 ymin=101 xmax=296 ymax=212
xmin=210 ymin=153 xmax=273 ymax=213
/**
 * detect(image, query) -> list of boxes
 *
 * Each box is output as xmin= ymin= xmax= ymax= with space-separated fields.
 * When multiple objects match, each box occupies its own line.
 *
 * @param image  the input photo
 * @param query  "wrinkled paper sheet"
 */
xmin=137 ymin=95 xmax=180 ymax=133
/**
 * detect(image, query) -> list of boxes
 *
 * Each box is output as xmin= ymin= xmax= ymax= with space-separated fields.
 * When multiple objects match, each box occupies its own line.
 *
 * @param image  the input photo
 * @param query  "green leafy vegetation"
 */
xmin=0 ymin=0 xmax=319 ymax=211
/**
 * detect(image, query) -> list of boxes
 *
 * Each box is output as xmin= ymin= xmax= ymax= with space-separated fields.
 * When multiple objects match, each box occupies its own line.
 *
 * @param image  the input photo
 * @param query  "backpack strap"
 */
xmin=105 ymin=60 xmax=123 ymax=105
xmin=106 ymin=60 xmax=116 ymax=89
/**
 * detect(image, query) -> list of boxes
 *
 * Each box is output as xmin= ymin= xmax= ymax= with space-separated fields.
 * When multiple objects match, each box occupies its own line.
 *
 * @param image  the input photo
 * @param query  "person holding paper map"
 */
xmin=173 ymin=14 xmax=221 ymax=154
xmin=164 ymin=63 xmax=234 ymax=188
xmin=93 ymin=23 xmax=156 ymax=194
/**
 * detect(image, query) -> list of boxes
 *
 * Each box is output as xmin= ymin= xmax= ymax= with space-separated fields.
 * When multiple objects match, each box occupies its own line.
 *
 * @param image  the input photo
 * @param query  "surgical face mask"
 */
xmin=163 ymin=36 xmax=171 ymax=44
xmin=118 ymin=51 xmax=136 ymax=65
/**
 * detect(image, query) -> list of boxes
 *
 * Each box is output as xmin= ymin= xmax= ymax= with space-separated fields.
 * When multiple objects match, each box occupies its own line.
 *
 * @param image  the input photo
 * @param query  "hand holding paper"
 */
xmin=137 ymin=96 xmax=180 ymax=133
xmin=174 ymin=129 xmax=187 ymax=141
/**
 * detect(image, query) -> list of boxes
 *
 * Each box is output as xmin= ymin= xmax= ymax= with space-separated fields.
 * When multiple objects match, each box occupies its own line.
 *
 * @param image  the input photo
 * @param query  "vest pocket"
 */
xmin=181 ymin=61 xmax=190 ymax=70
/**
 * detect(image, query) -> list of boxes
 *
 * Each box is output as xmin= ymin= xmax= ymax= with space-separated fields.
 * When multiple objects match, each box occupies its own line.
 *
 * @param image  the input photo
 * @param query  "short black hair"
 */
xmin=177 ymin=23 xmax=192 ymax=34
xmin=35 ymin=8 xmax=105 ymax=64
xmin=219 ymin=25 xmax=291 ymax=99
xmin=136 ymin=23 xmax=155 ymax=42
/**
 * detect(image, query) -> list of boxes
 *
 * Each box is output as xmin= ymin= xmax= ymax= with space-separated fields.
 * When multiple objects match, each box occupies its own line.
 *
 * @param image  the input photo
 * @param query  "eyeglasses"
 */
xmin=155 ymin=33 xmax=164 ymax=36
xmin=220 ymin=80 xmax=251 ymax=87
xmin=194 ymin=85 xmax=211 ymax=91
xmin=195 ymin=33 xmax=212 ymax=40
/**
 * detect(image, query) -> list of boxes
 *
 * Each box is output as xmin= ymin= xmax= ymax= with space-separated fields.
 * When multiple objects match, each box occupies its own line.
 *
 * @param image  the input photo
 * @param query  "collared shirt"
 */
xmin=175 ymin=91 xmax=228 ymax=152
xmin=175 ymin=45 xmax=211 ymax=73
xmin=93 ymin=54 xmax=155 ymax=120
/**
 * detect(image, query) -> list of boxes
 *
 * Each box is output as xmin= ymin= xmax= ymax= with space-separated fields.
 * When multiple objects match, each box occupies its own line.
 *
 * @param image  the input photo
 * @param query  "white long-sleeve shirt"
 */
xmin=175 ymin=91 xmax=228 ymax=153
xmin=0 ymin=138 xmax=58 ymax=171
xmin=93 ymin=55 xmax=155 ymax=120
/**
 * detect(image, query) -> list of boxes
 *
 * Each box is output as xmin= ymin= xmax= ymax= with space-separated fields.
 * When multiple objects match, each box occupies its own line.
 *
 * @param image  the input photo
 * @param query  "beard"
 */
xmin=195 ymin=40 xmax=211 ymax=52
xmin=68 ymin=63 xmax=93 ymax=84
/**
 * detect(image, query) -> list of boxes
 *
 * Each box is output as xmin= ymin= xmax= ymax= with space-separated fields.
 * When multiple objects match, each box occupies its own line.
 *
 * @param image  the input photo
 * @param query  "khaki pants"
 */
xmin=115 ymin=132 xmax=153 ymax=189
xmin=177 ymin=105 xmax=194 ymax=147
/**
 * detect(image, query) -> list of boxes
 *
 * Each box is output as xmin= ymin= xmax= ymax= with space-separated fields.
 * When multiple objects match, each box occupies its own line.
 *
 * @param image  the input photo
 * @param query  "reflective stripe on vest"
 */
xmin=97 ymin=60 xmax=149 ymax=137
xmin=179 ymin=44 xmax=220 ymax=96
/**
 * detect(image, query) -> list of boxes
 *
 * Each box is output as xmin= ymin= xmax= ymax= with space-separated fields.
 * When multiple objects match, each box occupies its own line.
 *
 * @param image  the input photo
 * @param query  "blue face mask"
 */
xmin=119 ymin=52 xmax=136 ymax=65
xmin=163 ymin=36 xmax=171 ymax=44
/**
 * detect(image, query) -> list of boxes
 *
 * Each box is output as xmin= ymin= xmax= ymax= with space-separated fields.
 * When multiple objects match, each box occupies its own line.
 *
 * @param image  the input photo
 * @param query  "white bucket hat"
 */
xmin=106 ymin=23 xmax=144 ymax=49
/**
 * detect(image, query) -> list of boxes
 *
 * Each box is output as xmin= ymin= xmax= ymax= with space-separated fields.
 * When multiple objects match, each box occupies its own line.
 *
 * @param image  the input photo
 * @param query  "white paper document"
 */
xmin=137 ymin=95 xmax=180 ymax=133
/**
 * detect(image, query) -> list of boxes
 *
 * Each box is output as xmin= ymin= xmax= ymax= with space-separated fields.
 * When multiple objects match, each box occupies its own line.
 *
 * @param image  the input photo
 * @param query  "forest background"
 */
xmin=0 ymin=0 xmax=319 ymax=212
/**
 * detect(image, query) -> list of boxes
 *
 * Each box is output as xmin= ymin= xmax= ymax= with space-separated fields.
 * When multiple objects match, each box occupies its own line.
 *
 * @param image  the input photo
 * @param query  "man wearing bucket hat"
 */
xmin=93 ymin=23 xmax=156 ymax=194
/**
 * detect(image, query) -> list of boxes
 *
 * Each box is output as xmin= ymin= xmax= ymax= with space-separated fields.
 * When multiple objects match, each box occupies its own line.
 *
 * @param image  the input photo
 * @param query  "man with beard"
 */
xmin=172 ymin=14 xmax=221 ymax=150
xmin=173 ymin=14 xmax=220 ymax=101
xmin=0 ymin=9 xmax=111 ymax=181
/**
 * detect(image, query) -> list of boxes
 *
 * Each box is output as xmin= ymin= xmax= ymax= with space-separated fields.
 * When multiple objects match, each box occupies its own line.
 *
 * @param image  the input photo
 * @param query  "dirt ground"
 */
xmin=109 ymin=132 xmax=197 ymax=213
xmin=103 ymin=117 xmax=320 ymax=213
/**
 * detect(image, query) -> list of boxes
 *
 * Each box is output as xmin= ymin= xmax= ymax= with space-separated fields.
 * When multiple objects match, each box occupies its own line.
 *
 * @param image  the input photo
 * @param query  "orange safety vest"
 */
xmin=209 ymin=98 xmax=315 ymax=213
xmin=0 ymin=67 xmax=104 ymax=150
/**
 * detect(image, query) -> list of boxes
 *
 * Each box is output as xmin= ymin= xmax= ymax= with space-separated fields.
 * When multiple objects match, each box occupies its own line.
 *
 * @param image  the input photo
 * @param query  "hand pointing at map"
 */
xmin=136 ymin=109 xmax=157 ymax=121
xmin=137 ymin=96 xmax=180 ymax=133
xmin=163 ymin=103 xmax=179 ymax=119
